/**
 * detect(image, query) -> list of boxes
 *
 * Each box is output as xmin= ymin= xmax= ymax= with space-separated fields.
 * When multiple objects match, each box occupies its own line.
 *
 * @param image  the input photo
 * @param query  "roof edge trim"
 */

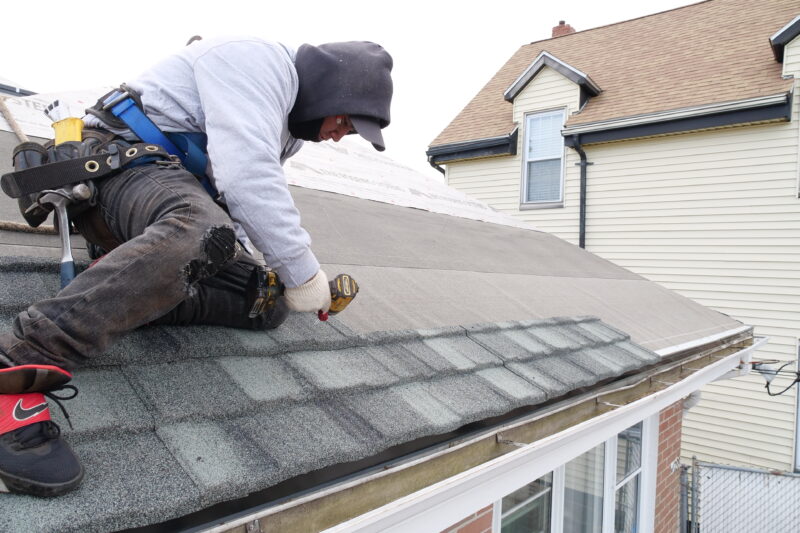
xmin=561 ymin=92 xmax=791 ymax=143
xmin=504 ymin=51 xmax=602 ymax=102
xmin=654 ymin=325 xmax=752 ymax=357
xmin=0 ymin=83 xmax=35 ymax=97
xmin=427 ymin=128 xmax=518 ymax=164
xmin=770 ymin=14 xmax=800 ymax=62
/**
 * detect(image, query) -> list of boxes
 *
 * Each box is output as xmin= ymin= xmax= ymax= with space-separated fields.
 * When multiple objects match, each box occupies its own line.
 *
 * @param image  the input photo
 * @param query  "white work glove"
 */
xmin=284 ymin=270 xmax=331 ymax=313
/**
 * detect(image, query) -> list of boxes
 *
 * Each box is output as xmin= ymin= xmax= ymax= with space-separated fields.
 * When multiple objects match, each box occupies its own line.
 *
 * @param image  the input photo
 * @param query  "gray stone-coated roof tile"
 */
xmin=285 ymin=347 xmax=396 ymax=392
xmin=422 ymin=334 xmax=501 ymax=369
xmin=477 ymin=367 xmax=548 ymax=405
xmin=123 ymin=360 xmax=253 ymax=423
xmin=616 ymin=340 xmax=662 ymax=364
xmin=52 ymin=368 xmax=152 ymax=443
xmin=345 ymin=388 xmax=437 ymax=444
xmin=239 ymin=402 xmax=367 ymax=478
xmin=265 ymin=312 xmax=351 ymax=352
xmin=158 ymin=421 xmax=280 ymax=505
xmin=394 ymin=382 xmax=462 ymax=432
xmin=217 ymin=356 xmax=307 ymax=403
xmin=364 ymin=343 xmax=438 ymax=381
xmin=426 ymin=374 xmax=512 ymax=419
xmin=576 ymin=320 xmax=629 ymax=344
xmin=525 ymin=325 xmax=586 ymax=352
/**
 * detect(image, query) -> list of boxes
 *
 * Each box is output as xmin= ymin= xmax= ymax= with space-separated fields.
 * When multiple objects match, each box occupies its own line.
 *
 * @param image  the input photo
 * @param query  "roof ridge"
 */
xmin=525 ymin=0 xmax=710 ymax=47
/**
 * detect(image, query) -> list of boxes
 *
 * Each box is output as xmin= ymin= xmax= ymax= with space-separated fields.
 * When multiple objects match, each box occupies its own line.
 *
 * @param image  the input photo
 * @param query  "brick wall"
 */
xmin=439 ymin=504 xmax=493 ymax=533
xmin=655 ymin=400 xmax=684 ymax=533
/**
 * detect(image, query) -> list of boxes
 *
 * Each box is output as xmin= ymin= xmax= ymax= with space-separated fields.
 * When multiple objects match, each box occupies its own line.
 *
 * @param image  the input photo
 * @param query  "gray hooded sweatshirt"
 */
xmin=86 ymin=37 xmax=313 ymax=287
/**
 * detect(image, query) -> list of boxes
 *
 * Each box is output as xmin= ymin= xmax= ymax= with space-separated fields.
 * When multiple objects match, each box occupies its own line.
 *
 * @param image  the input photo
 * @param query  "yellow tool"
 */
xmin=321 ymin=273 xmax=359 ymax=320
xmin=46 ymin=100 xmax=83 ymax=144
xmin=247 ymin=268 xmax=359 ymax=321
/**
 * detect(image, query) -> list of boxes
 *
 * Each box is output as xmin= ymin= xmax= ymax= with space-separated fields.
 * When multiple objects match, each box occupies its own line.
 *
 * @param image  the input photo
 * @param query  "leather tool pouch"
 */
xmin=5 ymin=129 xmax=173 ymax=253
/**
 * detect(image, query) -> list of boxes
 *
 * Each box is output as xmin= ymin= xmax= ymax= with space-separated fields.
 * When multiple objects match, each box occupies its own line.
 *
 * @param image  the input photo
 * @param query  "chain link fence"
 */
xmin=682 ymin=457 xmax=800 ymax=532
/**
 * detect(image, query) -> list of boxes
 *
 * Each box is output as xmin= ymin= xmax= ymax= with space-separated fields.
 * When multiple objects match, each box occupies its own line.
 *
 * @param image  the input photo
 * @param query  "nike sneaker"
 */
xmin=0 ymin=364 xmax=73 ymax=395
xmin=0 ymin=363 xmax=83 ymax=497
xmin=0 ymin=392 xmax=84 ymax=497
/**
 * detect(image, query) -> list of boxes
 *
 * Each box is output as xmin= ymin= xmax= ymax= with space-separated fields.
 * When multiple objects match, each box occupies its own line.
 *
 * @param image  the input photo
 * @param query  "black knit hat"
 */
xmin=290 ymin=41 xmax=393 ymax=151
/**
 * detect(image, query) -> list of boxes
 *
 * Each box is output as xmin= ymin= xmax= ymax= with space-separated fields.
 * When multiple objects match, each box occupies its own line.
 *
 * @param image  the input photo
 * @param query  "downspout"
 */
xmin=428 ymin=156 xmax=445 ymax=176
xmin=570 ymin=135 xmax=591 ymax=249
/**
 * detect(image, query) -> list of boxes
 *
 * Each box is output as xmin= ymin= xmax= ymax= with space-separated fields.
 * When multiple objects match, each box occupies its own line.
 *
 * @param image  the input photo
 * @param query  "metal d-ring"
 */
xmin=84 ymin=160 xmax=100 ymax=172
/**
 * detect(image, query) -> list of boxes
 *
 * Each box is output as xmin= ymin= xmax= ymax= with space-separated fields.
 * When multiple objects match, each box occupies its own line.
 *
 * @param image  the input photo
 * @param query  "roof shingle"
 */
xmin=431 ymin=0 xmax=797 ymax=147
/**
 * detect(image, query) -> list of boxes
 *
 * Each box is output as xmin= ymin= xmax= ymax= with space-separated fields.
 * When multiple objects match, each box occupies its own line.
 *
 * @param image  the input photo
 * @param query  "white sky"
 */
xmin=2 ymin=0 xmax=698 ymax=179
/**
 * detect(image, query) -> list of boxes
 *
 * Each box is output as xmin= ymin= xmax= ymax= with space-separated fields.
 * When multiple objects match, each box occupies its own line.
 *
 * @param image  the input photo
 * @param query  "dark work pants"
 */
xmin=0 ymin=163 xmax=287 ymax=371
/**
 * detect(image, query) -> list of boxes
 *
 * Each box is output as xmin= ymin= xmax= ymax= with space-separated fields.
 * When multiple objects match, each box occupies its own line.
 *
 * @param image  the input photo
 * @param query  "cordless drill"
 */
xmin=247 ymin=266 xmax=358 ymax=321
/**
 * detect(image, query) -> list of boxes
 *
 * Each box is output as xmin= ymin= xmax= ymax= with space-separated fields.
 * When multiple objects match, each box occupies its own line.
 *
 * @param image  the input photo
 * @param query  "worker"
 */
xmin=0 ymin=37 xmax=393 ymax=496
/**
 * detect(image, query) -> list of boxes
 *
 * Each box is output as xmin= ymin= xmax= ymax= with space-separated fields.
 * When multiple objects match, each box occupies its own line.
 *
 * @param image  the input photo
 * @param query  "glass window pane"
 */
xmin=564 ymin=444 xmax=605 ymax=533
xmin=614 ymin=474 xmax=640 ymax=533
xmin=526 ymin=112 xmax=563 ymax=160
xmin=501 ymin=473 xmax=553 ymax=533
xmin=526 ymin=159 xmax=562 ymax=202
xmin=616 ymin=422 xmax=643 ymax=484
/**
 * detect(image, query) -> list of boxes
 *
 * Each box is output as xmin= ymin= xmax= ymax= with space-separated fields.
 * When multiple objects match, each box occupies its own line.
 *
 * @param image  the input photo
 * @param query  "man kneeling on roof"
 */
xmin=0 ymin=36 xmax=393 ymax=496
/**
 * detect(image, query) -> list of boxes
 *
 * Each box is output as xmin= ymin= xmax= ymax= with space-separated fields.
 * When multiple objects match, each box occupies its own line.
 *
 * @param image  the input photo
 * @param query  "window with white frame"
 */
xmin=496 ymin=421 xmax=648 ymax=533
xmin=522 ymin=109 xmax=565 ymax=205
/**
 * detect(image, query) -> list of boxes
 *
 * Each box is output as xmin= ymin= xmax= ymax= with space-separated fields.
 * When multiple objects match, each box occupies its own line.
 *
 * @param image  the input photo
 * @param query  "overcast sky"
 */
xmin=2 ymin=0 xmax=698 ymax=179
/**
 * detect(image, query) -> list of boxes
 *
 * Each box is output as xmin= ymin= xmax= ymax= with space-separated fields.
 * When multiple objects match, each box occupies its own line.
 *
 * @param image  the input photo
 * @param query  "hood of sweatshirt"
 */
xmin=289 ymin=41 xmax=393 ymax=151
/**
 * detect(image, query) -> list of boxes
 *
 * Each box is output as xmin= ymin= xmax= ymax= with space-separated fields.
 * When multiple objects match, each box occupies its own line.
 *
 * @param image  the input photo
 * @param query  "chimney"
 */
xmin=552 ymin=20 xmax=576 ymax=38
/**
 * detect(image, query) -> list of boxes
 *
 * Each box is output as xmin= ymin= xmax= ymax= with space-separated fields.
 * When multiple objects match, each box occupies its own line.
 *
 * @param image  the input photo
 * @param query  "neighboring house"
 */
xmin=0 ymin=94 xmax=755 ymax=533
xmin=428 ymin=0 xmax=800 ymax=472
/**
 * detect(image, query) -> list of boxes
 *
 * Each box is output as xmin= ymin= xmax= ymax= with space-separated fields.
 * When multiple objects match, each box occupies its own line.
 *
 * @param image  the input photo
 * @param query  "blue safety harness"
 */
xmin=102 ymin=90 xmax=219 ymax=197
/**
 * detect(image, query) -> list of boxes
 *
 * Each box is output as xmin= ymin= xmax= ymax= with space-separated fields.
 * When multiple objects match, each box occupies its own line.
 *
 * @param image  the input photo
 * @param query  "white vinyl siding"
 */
xmin=445 ymin=47 xmax=800 ymax=470
xmin=782 ymin=34 xmax=800 ymax=79
xmin=446 ymin=65 xmax=582 ymax=241
xmin=579 ymin=117 xmax=800 ymax=470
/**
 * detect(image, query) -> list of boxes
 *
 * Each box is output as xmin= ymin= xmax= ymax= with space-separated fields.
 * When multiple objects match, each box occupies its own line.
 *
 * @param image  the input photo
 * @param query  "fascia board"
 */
xmin=504 ymin=51 xmax=601 ymax=102
xmin=322 ymin=338 xmax=765 ymax=533
xmin=771 ymin=15 xmax=800 ymax=62
xmin=562 ymin=93 xmax=790 ymax=136
xmin=427 ymin=128 xmax=519 ymax=163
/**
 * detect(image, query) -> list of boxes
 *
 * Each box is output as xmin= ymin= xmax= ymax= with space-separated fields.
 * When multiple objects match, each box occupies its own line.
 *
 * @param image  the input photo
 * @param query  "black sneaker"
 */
xmin=0 ymin=392 xmax=83 ymax=497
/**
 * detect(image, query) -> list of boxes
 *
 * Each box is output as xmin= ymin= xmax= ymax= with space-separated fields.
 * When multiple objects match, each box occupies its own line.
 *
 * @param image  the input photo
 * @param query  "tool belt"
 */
xmin=1 ymin=129 xmax=174 ymax=228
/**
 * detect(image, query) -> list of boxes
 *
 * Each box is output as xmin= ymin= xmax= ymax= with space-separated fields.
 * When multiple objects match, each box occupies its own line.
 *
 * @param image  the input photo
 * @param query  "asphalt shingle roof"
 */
xmin=431 ymin=0 xmax=798 ymax=147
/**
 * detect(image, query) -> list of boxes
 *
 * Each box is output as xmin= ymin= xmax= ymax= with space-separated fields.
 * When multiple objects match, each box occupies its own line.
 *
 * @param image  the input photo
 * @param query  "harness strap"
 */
xmin=0 ymin=143 xmax=172 ymax=199
xmin=104 ymin=90 xmax=218 ymax=197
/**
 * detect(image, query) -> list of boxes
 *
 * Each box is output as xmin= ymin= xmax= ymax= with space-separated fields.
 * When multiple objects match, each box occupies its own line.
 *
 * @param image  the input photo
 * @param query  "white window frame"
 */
xmin=492 ymin=415 xmax=658 ymax=533
xmin=520 ymin=108 xmax=567 ymax=209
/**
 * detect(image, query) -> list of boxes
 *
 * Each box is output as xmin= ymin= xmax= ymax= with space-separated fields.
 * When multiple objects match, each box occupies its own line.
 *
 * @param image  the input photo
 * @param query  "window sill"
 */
xmin=519 ymin=202 xmax=564 ymax=210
